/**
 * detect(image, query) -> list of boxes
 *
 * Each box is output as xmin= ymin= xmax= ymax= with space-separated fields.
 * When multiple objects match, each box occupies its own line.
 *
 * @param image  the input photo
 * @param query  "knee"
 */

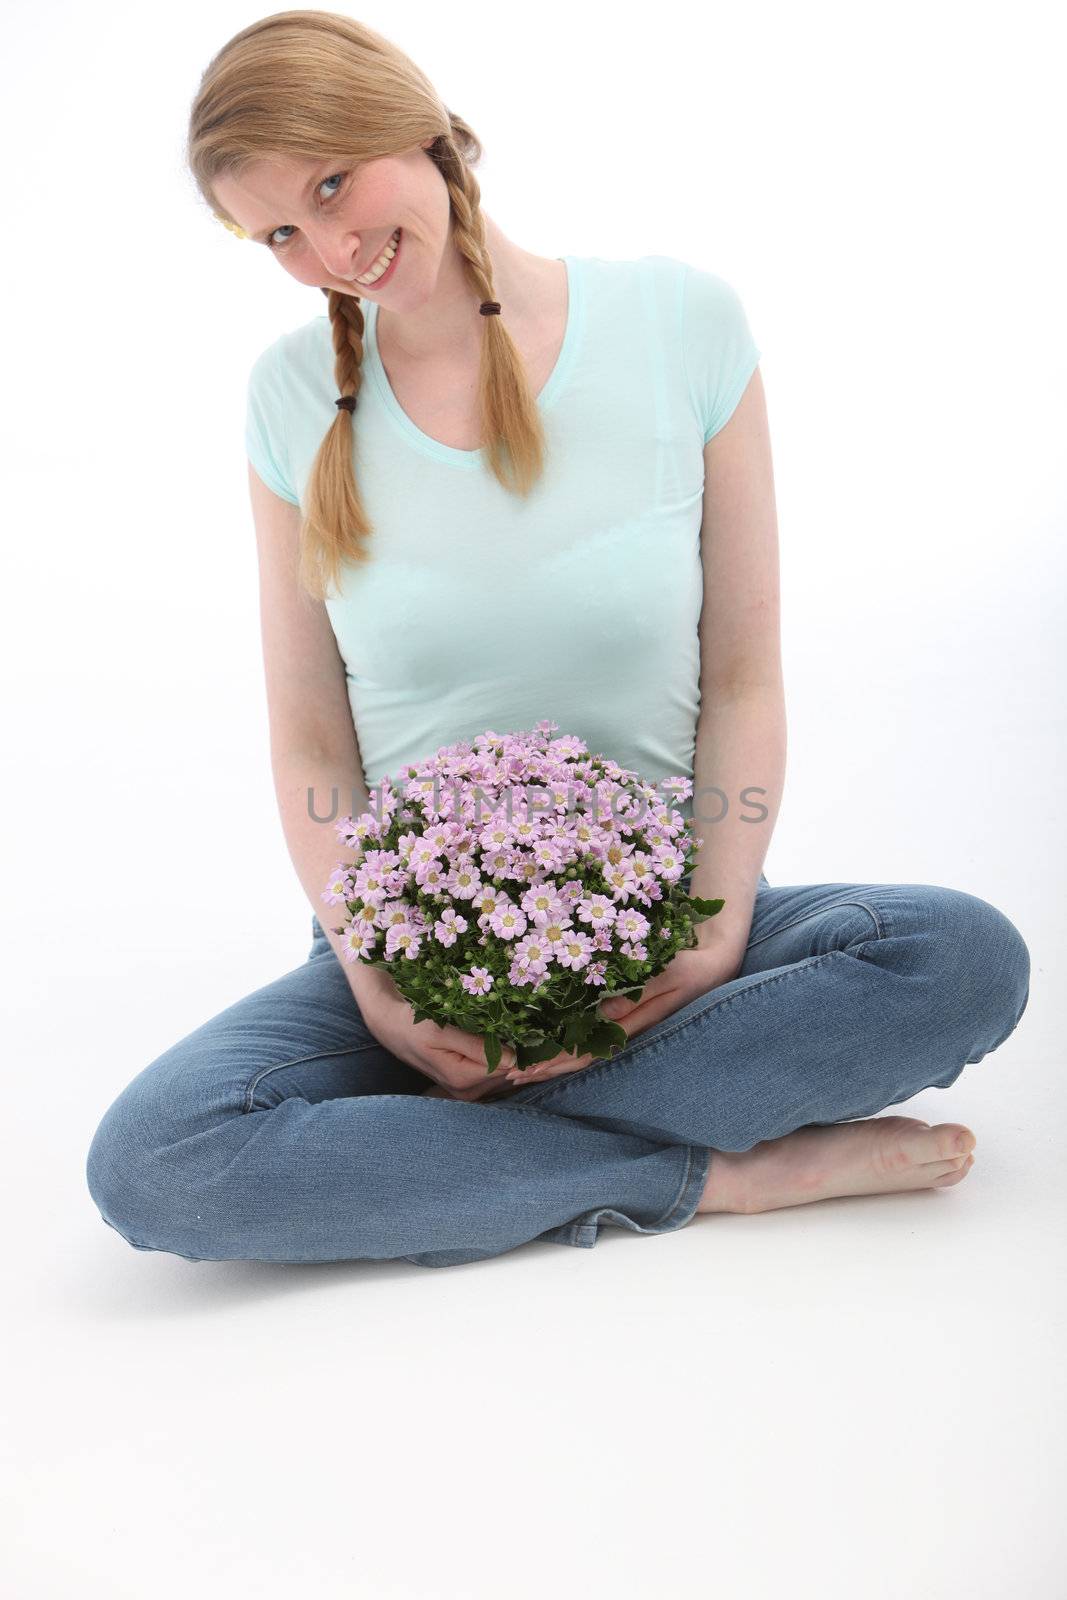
xmin=85 ymin=1075 xmax=166 ymax=1249
xmin=923 ymin=886 xmax=1031 ymax=1044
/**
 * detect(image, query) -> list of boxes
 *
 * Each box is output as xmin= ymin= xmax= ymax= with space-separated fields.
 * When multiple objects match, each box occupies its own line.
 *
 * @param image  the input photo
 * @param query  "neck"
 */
xmin=375 ymin=211 xmax=553 ymax=363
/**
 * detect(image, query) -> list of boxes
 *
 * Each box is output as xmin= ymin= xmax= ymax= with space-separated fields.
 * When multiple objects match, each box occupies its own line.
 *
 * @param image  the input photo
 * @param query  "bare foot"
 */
xmin=697 ymin=1115 xmax=977 ymax=1214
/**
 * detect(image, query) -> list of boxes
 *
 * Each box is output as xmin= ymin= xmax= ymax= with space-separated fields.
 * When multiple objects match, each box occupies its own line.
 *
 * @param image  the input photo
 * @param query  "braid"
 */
xmin=325 ymin=288 xmax=366 ymax=411
xmin=432 ymin=137 xmax=495 ymax=304
xmin=429 ymin=129 xmax=546 ymax=489
xmin=297 ymin=287 xmax=373 ymax=600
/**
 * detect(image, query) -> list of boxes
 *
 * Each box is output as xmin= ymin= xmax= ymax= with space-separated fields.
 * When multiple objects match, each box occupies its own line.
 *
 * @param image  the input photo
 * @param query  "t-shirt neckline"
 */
xmin=363 ymin=254 xmax=583 ymax=469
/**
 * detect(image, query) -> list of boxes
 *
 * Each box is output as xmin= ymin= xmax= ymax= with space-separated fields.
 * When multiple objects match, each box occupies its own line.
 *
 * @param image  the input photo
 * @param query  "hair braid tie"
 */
xmin=335 ymin=395 xmax=356 ymax=412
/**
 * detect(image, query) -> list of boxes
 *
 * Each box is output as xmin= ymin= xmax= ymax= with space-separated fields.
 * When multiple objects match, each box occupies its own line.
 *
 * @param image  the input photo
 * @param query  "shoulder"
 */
xmin=577 ymin=250 xmax=688 ymax=297
xmin=582 ymin=251 xmax=749 ymax=327
xmin=624 ymin=252 xmax=753 ymax=321
xmin=248 ymin=313 xmax=332 ymax=387
xmin=245 ymin=315 xmax=332 ymax=507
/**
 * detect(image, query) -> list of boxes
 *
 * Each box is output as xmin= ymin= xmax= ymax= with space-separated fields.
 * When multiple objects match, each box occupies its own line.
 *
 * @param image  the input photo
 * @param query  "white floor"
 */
xmin=8 ymin=965 xmax=1063 ymax=1600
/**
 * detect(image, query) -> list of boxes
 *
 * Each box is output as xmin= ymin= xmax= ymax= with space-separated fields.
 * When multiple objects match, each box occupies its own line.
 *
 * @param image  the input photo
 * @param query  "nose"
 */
xmin=312 ymin=227 xmax=363 ymax=281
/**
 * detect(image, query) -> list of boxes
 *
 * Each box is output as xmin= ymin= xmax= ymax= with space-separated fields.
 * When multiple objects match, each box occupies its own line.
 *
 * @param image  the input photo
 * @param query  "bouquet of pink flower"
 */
xmin=321 ymin=721 xmax=723 ymax=1076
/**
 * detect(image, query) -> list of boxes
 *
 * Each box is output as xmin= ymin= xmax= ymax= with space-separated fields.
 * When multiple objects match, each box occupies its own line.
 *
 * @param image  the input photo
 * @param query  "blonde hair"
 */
xmin=187 ymin=10 xmax=547 ymax=601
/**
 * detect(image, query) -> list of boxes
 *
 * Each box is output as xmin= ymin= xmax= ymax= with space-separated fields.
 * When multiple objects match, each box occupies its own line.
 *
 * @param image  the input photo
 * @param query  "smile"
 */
xmin=355 ymin=227 xmax=402 ymax=287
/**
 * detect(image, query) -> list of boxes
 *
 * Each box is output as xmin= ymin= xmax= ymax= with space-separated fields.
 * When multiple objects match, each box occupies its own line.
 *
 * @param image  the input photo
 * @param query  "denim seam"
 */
xmin=745 ymin=895 xmax=885 ymax=950
xmin=484 ymin=1101 xmax=698 ymax=1245
xmin=648 ymin=1142 xmax=698 ymax=1228
xmin=568 ymin=1142 xmax=702 ymax=1246
xmin=242 ymin=1045 xmax=378 ymax=1113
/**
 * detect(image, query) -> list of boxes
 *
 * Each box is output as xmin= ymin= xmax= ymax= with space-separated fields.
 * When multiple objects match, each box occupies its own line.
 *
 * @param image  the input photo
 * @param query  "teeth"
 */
xmin=356 ymin=228 xmax=401 ymax=285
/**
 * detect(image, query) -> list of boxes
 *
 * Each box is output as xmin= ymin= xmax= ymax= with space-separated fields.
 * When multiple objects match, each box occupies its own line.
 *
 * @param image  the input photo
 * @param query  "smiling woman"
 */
xmin=187 ymin=10 xmax=547 ymax=603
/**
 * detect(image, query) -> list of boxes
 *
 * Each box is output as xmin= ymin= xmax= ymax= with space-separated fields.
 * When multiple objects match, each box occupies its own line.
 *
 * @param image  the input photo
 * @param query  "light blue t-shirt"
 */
xmin=245 ymin=254 xmax=761 ymax=823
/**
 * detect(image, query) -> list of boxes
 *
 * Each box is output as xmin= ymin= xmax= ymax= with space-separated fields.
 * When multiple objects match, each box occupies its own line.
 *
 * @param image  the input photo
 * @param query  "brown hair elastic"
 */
xmin=479 ymin=301 xmax=501 ymax=315
xmin=335 ymin=396 xmax=356 ymax=412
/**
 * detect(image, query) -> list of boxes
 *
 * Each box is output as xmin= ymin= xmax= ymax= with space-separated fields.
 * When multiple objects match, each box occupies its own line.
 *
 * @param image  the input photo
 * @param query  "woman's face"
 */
xmin=213 ymin=139 xmax=449 ymax=303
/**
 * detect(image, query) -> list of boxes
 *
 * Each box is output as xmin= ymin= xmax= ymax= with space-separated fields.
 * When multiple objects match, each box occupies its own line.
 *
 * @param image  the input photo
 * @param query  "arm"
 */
xmin=272 ymin=748 xmax=381 ymax=996
xmin=247 ymin=462 xmax=385 ymax=1003
xmin=689 ymin=364 xmax=786 ymax=957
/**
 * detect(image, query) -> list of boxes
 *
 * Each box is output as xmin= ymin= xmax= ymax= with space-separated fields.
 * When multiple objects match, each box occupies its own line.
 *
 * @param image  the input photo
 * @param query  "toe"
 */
xmin=933 ymin=1153 xmax=975 ymax=1187
xmin=877 ymin=1118 xmax=976 ymax=1171
xmin=941 ymin=1123 xmax=976 ymax=1157
xmin=914 ymin=1122 xmax=976 ymax=1162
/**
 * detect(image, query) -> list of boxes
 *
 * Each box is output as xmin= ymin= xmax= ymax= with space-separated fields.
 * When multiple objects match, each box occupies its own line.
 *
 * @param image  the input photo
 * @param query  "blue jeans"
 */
xmin=85 ymin=872 xmax=1030 ymax=1268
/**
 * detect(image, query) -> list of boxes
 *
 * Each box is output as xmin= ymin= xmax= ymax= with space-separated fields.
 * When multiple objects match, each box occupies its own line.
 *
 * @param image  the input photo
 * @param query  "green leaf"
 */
xmin=586 ymin=1020 xmax=630 ymax=1059
xmin=687 ymin=895 xmax=725 ymax=917
xmin=518 ymin=1036 xmax=569 ymax=1068
xmin=562 ymin=1014 xmax=586 ymax=1052
xmin=483 ymin=1033 xmax=502 ymax=1072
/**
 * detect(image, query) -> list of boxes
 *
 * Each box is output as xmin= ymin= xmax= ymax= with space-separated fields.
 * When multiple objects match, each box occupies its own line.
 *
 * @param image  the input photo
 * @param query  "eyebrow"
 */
xmin=249 ymin=171 xmax=324 ymax=244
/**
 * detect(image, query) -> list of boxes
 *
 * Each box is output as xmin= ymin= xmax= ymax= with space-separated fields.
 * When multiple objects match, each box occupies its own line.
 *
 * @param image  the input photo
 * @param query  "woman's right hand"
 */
xmin=351 ymin=964 xmax=519 ymax=1102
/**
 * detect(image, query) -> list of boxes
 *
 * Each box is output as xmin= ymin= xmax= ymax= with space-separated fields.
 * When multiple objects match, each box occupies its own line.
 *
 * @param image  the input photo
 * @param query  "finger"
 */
xmin=602 ymin=994 xmax=674 ymax=1040
xmin=424 ymin=1019 xmax=515 ymax=1070
xmin=506 ymin=1052 xmax=595 ymax=1085
xmin=435 ymin=1045 xmax=512 ymax=1081
xmin=600 ymin=983 xmax=659 ymax=1019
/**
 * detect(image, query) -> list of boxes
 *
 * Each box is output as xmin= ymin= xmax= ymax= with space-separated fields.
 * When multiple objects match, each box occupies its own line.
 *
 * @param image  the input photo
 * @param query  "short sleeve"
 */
xmin=681 ymin=264 xmax=762 ymax=443
xmin=245 ymin=339 xmax=300 ymax=505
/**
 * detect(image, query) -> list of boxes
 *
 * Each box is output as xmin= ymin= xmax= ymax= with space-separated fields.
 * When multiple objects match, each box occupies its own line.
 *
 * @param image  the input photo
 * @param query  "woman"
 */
xmin=85 ymin=11 xmax=1031 ymax=1268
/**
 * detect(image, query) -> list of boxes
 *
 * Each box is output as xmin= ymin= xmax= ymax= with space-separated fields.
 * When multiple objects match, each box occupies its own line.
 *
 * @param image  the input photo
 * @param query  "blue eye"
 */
xmin=269 ymin=173 xmax=344 ymax=250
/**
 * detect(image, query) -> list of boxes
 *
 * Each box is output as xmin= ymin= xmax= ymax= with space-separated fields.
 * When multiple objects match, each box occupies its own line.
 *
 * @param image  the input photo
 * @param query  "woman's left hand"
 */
xmin=499 ymin=938 xmax=745 ymax=1089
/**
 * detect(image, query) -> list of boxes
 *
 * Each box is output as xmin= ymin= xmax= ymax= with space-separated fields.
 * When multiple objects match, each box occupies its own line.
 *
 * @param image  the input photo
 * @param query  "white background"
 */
xmin=3 ymin=2 xmax=1064 ymax=1596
